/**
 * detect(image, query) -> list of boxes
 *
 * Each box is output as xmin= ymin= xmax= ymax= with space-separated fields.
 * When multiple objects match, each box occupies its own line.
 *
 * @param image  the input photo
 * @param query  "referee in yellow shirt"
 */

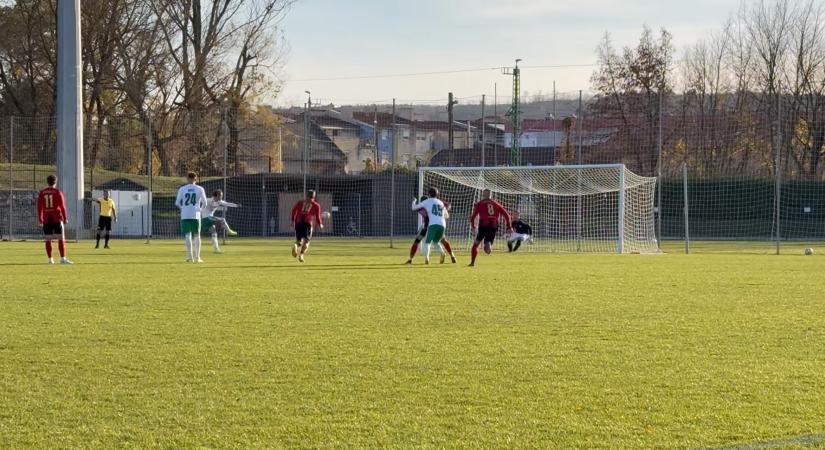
xmin=95 ymin=190 xmax=117 ymax=249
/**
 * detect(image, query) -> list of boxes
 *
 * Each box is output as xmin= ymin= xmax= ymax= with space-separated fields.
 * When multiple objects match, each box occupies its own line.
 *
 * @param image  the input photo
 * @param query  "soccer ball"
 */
xmin=321 ymin=211 xmax=332 ymax=221
xmin=804 ymin=247 xmax=814 ymax=256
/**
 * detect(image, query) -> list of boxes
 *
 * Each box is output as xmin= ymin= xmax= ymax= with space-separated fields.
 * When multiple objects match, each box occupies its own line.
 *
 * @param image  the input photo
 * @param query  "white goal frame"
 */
xmin=418 ymin=164 xmax=656 ymax=254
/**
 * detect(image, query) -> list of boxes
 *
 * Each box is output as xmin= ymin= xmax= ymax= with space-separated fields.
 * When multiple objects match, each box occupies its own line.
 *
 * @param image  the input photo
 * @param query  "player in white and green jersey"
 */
xmin=202 ymin=189 xmax=239 ymax=253
xmin=411 ymin=187 xmax=449 ymax=265
xmin=175 ymin=172 xmax=208 ymax=263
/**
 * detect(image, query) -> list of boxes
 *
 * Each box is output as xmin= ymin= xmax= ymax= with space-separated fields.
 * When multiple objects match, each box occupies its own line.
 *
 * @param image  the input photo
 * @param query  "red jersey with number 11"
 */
xmin=471 ymin=198 xmax=511 ymax=229
xmin=37 ymin=187 xmax=67 ymax=224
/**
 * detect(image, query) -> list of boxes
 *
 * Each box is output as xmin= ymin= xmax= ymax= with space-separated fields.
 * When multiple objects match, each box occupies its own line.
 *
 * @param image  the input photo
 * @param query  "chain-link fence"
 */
xmin=2 ymin=96 xmax=824 ymax=253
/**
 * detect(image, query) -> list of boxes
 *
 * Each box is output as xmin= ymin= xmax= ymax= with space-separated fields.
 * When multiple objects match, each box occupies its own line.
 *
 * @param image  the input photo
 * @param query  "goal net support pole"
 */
xmin=418 ymin=164 xmax=657 ymax=254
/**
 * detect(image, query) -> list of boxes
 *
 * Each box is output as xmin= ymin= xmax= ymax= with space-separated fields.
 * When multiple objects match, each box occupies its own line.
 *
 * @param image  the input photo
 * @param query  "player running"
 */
xmin=202 ymin=189 xmax=239 ymax=254
xmin=507 ymin=212 xmax=533 ymax=252
xmin=94 ymin=190 xmax=117 ymax=249
xmin=469 ymin=188 xmax=512 ymax=267
xmin=406 ymin=195 xmax=456 ymax=265
xmin=36 ymin=174 xmax=72 ymax=264
xmin=175 ymin=172 xmax=208 ymax=263
xmin=411 ymin=187 xmax=449 ymax=265
xmin=291 ymin=190 xmax=324 ymax=262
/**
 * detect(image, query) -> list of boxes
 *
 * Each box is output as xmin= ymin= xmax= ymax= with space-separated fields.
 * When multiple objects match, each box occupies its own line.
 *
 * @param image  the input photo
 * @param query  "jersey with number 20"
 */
xmin=414 ymin=198 xmax=447 ymax=228
xmin=175 ymin=184 xmax=208 ymax=220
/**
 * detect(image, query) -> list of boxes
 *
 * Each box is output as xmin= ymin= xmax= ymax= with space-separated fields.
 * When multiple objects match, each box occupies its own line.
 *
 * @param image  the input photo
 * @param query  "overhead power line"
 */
xmin=289 ymin=63 xmax=598 ymax=82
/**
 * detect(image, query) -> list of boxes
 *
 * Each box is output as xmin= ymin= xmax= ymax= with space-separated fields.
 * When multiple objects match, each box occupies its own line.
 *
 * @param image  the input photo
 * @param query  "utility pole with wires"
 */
xmin=503 ymin=59 xmax=522 ymax=166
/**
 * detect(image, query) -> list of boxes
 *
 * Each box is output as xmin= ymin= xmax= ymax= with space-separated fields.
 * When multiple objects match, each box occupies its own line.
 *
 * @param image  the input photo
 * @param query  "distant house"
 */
xmin=281 ymin=114 xmax=347 ymax=175
xmin=352 ymin=112 xmax=411 ymax=165
xmin=353 ymin=112 xmax=478 ymax=169
xmin=503 ymin=119 xmax=616 ymax=150
xmin=309 ymin=114 xmax=379 ymax=174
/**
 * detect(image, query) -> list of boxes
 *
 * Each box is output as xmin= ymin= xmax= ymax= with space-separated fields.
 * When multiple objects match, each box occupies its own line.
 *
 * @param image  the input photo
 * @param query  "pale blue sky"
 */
xmin=275 ymin=0 xmax=742 ymax=106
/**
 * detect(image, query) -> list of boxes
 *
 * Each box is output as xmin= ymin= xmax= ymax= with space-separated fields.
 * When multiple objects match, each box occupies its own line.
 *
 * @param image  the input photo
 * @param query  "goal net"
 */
xmin=419 ymin=165 xmax=659 ymax=254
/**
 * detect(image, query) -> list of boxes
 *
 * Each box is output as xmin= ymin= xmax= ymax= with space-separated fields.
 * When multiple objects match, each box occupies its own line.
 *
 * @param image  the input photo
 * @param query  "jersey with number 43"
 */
xmin=413 ymin=198 xmax=447 ymax=228
xmin=175 ymin=184 xmax=208 ymax=220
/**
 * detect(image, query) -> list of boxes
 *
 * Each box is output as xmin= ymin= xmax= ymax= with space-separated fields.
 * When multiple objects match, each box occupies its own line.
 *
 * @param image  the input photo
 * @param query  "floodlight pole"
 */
xmin=57 ymin=0 xmax=84 ymax=240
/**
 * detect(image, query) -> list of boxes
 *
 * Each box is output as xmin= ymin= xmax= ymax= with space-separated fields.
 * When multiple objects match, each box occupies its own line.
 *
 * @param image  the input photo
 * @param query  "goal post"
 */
xmin=418 ymin=164 xmax=658 ymax=254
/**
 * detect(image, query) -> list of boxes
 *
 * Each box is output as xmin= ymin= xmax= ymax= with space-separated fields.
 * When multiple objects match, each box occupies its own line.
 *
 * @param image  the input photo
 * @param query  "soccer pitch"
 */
xmin=1 ymin=240 xmax=824 ymax=449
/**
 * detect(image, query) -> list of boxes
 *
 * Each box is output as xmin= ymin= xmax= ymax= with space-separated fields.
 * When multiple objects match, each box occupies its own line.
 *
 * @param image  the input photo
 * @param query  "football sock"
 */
xmin=58 ymin=240 xmax=66 ymax=258
xmin=193 ymin=235 xmax=202 ymax=260
xmin=184 ymin=234 xmax=193 ymax=260
xmin=95 ymin=233 xmax=101 ymax=246
xmin=410 ymin=241 xmax=419 ymax=259
xmin=442 ymin=239 xmax=453 ymax=255
xmin=422 ymin=242 xmax=431 ymax=261
xmin=45 ymin=240 xmax=53 ymax=258
xmin=212 ymin=234 xmax=220 ymax=252
xmin=513 ymin=240 xmax=522 ymax=252
xmin=471 ymin=243 xmax=480 ymax=264
xmin=104 ymin=233 xmax=110 ymax=246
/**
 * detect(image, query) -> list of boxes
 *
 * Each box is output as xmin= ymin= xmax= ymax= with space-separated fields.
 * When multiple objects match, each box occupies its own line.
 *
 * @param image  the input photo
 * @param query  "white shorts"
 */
xmin=509 ymin=233 xmax=531 ymax=242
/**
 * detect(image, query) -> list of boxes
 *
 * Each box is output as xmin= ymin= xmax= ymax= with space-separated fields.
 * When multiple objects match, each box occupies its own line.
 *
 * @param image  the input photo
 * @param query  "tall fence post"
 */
xmin=302 ymin=101 xmax=309 ymax=196
xmin=683 ymin=163 xmax=690 ymax=254
xmin=223 ymin=107 xmax=229 ymax=246
xmin=774 ymin=86 xmax=782 ymax=255
xmin=656 ymin=90 xmax=664 ymax=248
xmin=389 ymin=98 xmax=396 ymax=248
xmin=480 ymin=95 xmax=486 ymax=167
xmin=8 ymin=117 xmax=13 ymax=241
xmin=576 ymin=91 xmax=583 ymax=252
xmin=146 ymin=114 xmax=153 ymax=243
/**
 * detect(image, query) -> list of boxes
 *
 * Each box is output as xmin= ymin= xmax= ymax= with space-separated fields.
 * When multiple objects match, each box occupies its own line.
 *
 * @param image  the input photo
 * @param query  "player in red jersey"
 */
xmin=36 ymin=175 xmax=72 ymax=264
xmin=469 ymin=189 xmax=511 ymax=267
xmin=290 ymin=190 xmax=324 ymax=262
xmin=406 ymin=195 xmax=456 ymax=264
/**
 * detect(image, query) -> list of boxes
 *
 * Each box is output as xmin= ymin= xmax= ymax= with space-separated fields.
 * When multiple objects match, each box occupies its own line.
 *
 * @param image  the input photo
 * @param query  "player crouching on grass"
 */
xmin=291 ymin=190 xmax=324 ymax=263
xmin=469 ymin=188 xmax=512 ymax=267
xmin=37 ymin=174 xmax=72 ymax=264
xmin=202 ymin=189 xmax=239 ymax=254
xmin=94 ymin=190 xmax=117 ymax=249
xmin=411 ymin=187 xmax=449 ymax=265
xmin=507 ymin=212 xmax=533 ymax=252
xmin=406 ymin=195 xmax=456 ymax=265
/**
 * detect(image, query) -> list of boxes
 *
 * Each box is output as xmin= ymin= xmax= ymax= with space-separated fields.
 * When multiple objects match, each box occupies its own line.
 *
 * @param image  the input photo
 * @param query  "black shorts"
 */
xmin=43 ymin=220 xmax=63 ymax=236
xmin=98 ymin=216 xmax=113 ymax=231
xmin=416 ymin=227 xmax=427 ymax=240
xmin=295 ymin=222 xmax=313 ymax=242
xmin=476 ymin=226 xmax=498 ymax=244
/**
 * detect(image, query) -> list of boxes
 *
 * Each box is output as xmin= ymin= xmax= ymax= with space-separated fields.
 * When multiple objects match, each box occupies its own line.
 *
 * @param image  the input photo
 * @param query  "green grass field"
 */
xmin=1 ymin=239 xmax=824 ymax=449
